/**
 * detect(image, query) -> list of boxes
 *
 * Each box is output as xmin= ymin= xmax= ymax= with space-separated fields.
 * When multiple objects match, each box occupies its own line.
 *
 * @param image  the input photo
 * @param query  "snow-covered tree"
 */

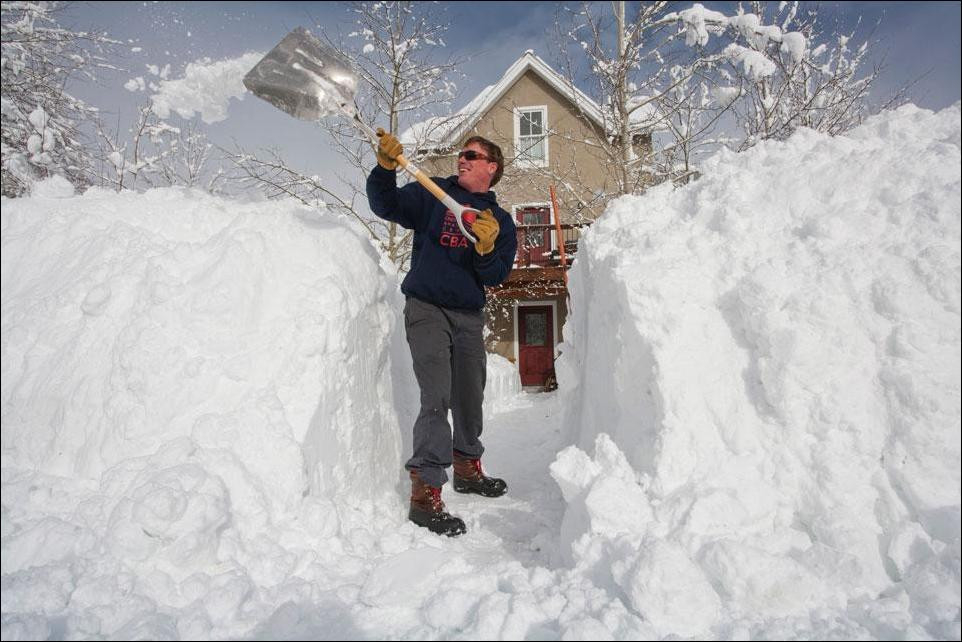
xmin=92 ymin=101 xmax=223 ymax=193
xmin=1 ymin=1 xmax=118 ymax=196
xmin=342 ymin=1 xmax=460 ymax=138
xmin=653 ymin=70 xmax=736 ymax=185
xmin=714 ymin=1 xmax=898 ymax=150
xmin=553 ymin=1 xmax=714 ymax=195
xmin=323 ymin=0 xmax=464 ymax=268
xmin=554 ymin=2 xmax=902 ymax=190
xmin=658 ymin=2 xmax=905 ymax=154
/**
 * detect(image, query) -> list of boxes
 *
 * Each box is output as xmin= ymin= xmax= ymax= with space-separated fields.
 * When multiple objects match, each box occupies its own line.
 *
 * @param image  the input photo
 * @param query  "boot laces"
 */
xmin=429 ymin=487 xmax=445 ymax=513
xmin=454 ymin=454 xmax=485 ymax=481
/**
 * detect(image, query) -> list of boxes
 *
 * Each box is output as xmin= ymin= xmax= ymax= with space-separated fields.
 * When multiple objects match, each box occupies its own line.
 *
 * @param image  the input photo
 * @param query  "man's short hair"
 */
xmin=463 ymin=136 xmax=504 ymax=187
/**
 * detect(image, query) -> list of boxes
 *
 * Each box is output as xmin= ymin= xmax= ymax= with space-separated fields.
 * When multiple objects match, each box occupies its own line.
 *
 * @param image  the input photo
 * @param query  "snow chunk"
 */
xmin=106 ymin=457 xmax=230 ymax=567
xmin=550 ymin=434 xmax=653 ymax=556
xmin=615 ymin=539 xmax=722 ymax=636
xmin=551 ymin=436 xmax=717 ymax=637
xmin=724 ymin=43 xmax=778 ymax=80
xmin=151 ymin=52 xmax=263 ymax=123
xmin=108 ymin=150 xmax=124 ymax=170
xmin=712 ymin=85 xmax=740 ymax=107
xmin=28 ymin=175 xmax=75 ymax=198
xmin=781 ymin=31 xmax=807 ymax=63
xmin=124 ymin=76 xmax=146 ymax=92
xmin=26 ymin=134 xmax=42 ymax=155
xmin=675 ymin=3 xmax=729 ymax=47
xmin=28 ymin=107 xmax=48 ymax=132
xmin=80 ymin=283 xmax=111 ymax=315
xmin=729 ymin=13 xmax=783 ymax=49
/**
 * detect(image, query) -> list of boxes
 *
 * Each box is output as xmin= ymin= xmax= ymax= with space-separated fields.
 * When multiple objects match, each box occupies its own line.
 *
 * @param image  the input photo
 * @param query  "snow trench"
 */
xmin=2 ymin=103 xmax=960 ymax=639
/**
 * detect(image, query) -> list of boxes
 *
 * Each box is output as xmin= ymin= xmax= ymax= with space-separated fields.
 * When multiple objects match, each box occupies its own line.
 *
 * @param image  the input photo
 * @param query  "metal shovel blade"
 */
xmin=243 ymin=27 xmax=358 ymax=122
xmin=245 ymin=27 xmax=478 ymax=244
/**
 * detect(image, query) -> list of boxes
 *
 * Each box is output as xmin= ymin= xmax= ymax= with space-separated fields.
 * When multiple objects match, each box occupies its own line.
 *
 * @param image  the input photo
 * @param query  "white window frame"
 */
xmin=513 ymin=105 xmax=549 ymax=169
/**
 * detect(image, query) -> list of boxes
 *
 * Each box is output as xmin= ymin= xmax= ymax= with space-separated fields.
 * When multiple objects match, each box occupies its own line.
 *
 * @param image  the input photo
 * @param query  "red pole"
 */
xmin=549 ymin=185 xmax=567 ymax=285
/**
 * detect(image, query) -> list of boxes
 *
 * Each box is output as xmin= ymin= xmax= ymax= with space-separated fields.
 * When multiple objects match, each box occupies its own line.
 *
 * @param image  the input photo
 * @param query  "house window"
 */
xmin=515 ymin=205 xmax=551 ymax=267
xmin=523 ymin=311 xmax=547 ymax=346
xmin=515 ymin=106 xmax=548 ymax=167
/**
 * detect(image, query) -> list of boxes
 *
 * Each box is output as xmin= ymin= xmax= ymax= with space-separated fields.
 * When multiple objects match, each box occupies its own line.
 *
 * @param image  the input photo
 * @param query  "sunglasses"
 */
xmin=458 ymin=150 xmax=492 ymax=162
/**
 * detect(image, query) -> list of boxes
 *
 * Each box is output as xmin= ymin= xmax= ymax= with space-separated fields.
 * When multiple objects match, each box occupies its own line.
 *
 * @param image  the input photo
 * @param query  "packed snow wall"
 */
xmin=554 ymin=104 xmax=961 ymax=638
xmin=1 ymin=182 xmax=403 ymax=523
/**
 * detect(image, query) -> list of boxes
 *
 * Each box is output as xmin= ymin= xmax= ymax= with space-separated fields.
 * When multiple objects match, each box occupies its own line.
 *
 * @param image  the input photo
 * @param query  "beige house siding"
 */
xmin=479 ymin=71 xmax=614 ymax=222
xmin=418 ymin=68 xmax=653 ymax=224
xmin=485 ymin=293 xmax=569 ymax=364
xmin=485 ymin=298 xmax=517 ymax=360
xmin=420 ymin=69 xmax=615 ymax=223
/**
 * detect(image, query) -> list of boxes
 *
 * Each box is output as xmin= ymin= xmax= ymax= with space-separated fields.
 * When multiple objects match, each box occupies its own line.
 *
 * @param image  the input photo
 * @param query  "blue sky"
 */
xmin=62 ymin=1 xmax=960 ymax=185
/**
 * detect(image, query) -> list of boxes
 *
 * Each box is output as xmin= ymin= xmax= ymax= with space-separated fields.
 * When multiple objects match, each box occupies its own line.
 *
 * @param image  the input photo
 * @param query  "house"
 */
xmin=402 ymin=51 xmax=653 ymax=390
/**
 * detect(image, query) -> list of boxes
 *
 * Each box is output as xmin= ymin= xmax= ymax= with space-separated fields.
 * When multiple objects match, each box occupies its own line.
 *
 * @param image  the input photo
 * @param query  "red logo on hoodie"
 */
xmin=440 ymin=208 xmax=473 ymax=248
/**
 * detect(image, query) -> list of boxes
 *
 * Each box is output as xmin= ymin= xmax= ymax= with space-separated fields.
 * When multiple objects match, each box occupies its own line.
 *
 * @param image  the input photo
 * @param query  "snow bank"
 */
xmin=0 ymin=181 xmax=545 ymax=641
xmin=485 ymin=352 xmax=522 ymax=408
xmin=555 ymin=103 xmax=961 ymax=638
xmin=1 ymin=186 xmax=412 ymax=636
xmin=2 ymin=185 xmax=402 ymax=501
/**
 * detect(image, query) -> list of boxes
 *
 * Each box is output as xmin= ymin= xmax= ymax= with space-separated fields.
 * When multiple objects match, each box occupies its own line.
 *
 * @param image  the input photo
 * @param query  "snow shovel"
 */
xmin=243 ymin=27 xmax=478 ymax=243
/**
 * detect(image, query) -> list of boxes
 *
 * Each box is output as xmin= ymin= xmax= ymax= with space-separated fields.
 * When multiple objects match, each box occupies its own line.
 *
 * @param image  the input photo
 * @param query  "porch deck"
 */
xmin=488 ymin=222 xmax=586 ymax=299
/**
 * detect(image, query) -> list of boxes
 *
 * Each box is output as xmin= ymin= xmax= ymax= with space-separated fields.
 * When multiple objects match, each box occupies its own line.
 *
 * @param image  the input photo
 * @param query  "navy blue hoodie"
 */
xmin=366 ymin=165 xmax=518 ymax=311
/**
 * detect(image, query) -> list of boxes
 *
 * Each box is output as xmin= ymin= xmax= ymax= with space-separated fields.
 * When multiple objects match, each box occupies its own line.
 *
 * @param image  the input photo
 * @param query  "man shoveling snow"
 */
xmin=367 ymin=130 xmax=518 ymax=536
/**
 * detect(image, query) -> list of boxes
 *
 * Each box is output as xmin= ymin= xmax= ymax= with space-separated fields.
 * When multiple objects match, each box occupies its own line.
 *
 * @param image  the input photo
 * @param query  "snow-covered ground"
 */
xmin=2 ymin=103 xmax=960 ymax=640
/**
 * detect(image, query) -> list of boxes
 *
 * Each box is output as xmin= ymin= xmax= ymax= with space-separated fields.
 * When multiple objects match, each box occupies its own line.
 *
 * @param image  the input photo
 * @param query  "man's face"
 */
xmin=457 ymin=142 xmax=497 ymax=193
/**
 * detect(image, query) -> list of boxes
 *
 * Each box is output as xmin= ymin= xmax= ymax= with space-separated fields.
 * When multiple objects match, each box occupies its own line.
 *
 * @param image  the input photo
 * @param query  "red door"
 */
xmin=518 ymin=305 xmax=554 ymax=387
xmin=516 ymin=206 xmax=550 ymax=266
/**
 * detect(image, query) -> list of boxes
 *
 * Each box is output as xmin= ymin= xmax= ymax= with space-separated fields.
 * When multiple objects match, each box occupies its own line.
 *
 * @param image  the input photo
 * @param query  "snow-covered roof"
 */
xmin=400 ymin=50 xmax=654 ymax=150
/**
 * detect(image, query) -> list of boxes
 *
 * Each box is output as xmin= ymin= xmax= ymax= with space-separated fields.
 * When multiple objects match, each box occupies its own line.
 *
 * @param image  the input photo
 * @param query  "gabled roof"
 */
xmin=400 ymin=50 xmax=615 ymax=150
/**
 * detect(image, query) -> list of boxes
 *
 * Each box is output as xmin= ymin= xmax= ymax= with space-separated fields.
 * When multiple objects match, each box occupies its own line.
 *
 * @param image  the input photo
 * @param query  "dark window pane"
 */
xmin=529 ymin=110 xmax=542 ymax=131
xmin=524 ymin=312 xmax=547 ymax=346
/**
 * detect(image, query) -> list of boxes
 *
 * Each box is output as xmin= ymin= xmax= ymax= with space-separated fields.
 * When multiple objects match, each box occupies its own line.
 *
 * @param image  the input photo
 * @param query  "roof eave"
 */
xmin=436 ymin=51 xmax=608 ymax=148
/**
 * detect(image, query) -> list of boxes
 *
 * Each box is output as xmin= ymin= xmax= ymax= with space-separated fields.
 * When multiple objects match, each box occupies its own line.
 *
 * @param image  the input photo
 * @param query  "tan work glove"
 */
xmin=472 ymin=209 xmax=499 ymax=256
xmin=376 ymin=127 xmax=403 ymax=171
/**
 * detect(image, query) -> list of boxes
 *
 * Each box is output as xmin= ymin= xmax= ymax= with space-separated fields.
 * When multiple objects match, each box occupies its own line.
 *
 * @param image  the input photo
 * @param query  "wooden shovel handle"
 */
xmin=395 ymin=154 xmax=450 ymax=206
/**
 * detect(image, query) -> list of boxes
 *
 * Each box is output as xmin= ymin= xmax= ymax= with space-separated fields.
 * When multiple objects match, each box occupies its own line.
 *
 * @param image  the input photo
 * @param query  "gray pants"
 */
xmin=404 ymin=297 xmax=486 ymax=487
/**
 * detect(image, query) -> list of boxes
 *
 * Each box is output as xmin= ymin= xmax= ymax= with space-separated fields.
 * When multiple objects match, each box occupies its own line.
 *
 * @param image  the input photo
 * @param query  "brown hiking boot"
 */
xmin=408 ymin=471 xmax=466 ymax=537
xmin=452 ymin=452 xmax=507 ymax=498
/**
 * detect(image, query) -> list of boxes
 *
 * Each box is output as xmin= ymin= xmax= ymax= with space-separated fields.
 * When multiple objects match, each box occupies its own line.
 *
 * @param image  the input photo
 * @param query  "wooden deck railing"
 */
xmin=515 ymin=223 xmax=588 ymax=268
